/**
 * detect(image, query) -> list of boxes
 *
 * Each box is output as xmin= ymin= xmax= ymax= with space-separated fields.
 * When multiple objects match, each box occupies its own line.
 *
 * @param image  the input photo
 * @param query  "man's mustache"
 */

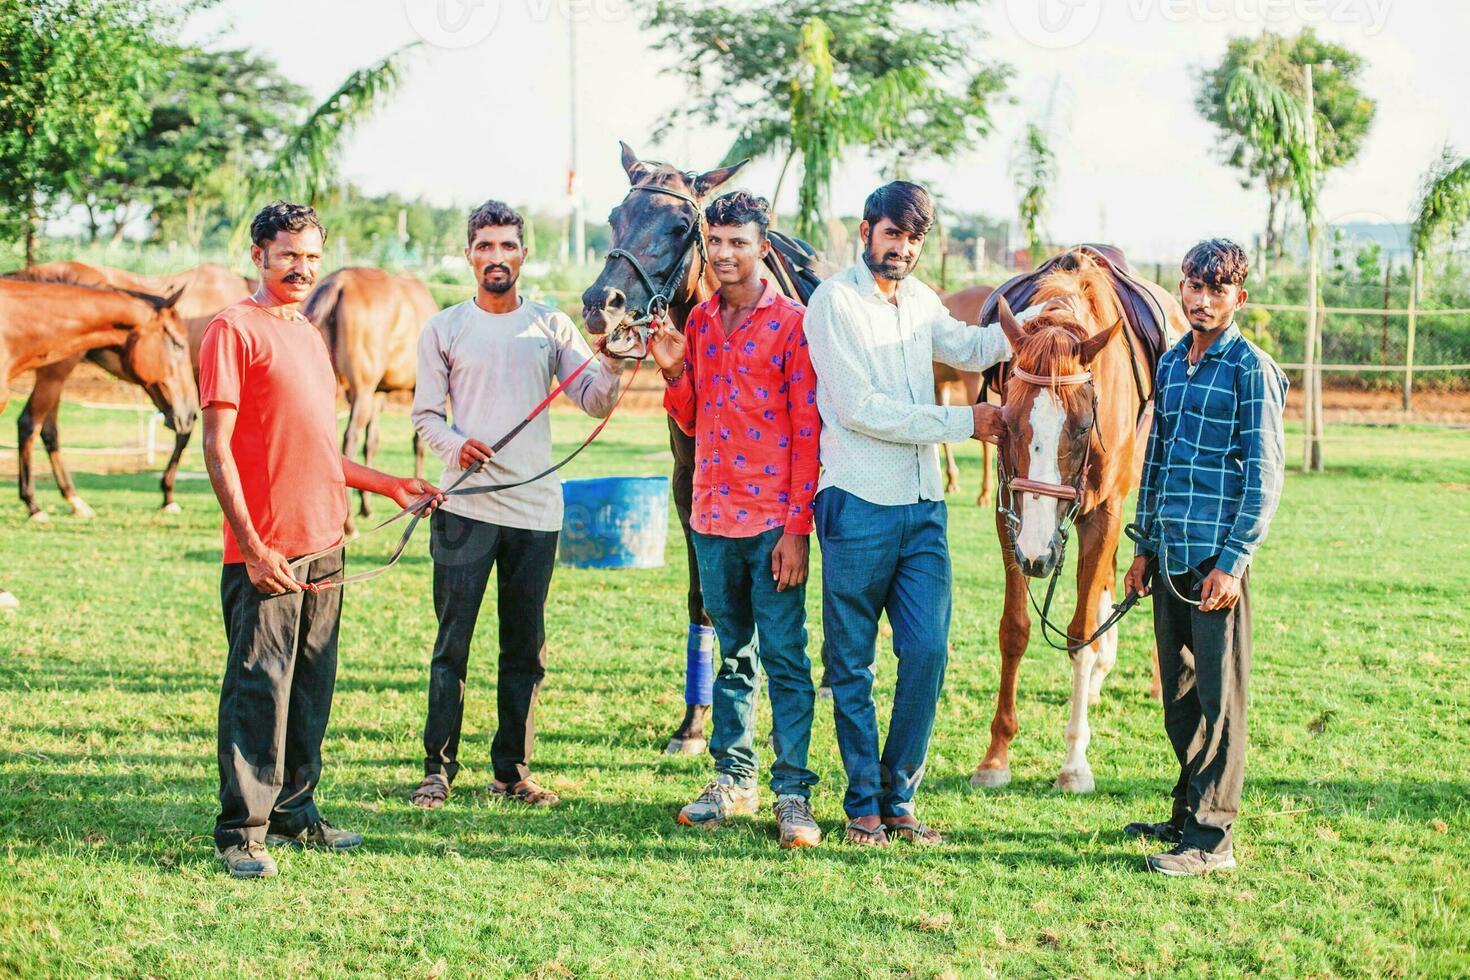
xmin=283 ymin=273 xmax=313 ymax=285
xmin=482 ymin=264 xmax=511 ymax=277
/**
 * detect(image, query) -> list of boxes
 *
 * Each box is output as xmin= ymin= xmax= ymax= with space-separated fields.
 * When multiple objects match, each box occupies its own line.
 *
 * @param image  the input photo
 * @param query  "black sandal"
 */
xmin=410 ymin=773 xmax=450 ymax=809
xmin=845 ymin=820 xmax=889 ymax=847
xmin=884 ymin=818 xmax=945 ymax=846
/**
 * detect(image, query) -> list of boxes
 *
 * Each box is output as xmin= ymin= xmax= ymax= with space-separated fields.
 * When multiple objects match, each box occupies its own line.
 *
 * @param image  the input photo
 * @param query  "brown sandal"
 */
xmin=491 ymin=778 xmax=560 ymax=807
xmin=844 ymin=820 xmax=889 ymax=847
xmin=410 ymin=773 xmax=450 ymax=809
xmin=884 ymin=818 xmax=945 ymax=846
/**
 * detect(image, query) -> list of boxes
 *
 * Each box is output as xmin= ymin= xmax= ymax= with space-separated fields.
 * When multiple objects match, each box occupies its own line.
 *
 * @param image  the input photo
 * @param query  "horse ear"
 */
xmin=1080 ymin=317 xmax=1124 ymax=365
xmin=161 ymin=285 xmax=185 ymax=310
xmin=692 ymin=159 xmax=748 ymax=199
xmin=995 ymin=295 xmax=1027 ymax=350
xmin=619 ymin=141 xmax=644 ymax=182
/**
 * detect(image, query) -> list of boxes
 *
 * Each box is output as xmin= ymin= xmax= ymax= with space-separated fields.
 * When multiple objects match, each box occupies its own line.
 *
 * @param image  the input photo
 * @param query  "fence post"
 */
xmin=1403 ymin=253 xmax=1420 ymax=413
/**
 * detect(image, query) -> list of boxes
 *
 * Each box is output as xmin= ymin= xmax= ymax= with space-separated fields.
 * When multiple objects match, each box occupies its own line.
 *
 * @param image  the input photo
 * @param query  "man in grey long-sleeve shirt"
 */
xmin=409 ymin=199 xmax=623 ymax=810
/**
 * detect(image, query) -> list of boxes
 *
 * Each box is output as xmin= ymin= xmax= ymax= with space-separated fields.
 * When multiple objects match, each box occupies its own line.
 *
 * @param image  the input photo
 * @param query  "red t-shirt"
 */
xmin=198 ymin=300 xmax=346 ymax=564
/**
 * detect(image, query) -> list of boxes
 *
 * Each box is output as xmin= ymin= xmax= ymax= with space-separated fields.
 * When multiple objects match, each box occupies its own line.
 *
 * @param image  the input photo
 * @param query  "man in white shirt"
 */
xmin=803 ymin=181 xmax=1009 ymax=846
xmin=409 ymin=200 xmax=624 ymax=810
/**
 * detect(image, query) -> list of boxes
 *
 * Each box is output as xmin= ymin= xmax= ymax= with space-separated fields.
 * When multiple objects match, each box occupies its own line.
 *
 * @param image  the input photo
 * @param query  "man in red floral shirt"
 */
xmin=650 ymin=190 xmax=823 ymax=847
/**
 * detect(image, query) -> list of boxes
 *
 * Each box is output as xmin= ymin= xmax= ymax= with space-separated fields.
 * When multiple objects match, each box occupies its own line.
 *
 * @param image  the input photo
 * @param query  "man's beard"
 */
xmin=481 ymin=265 xmax=517 ymax=294
xmin=863 ymin=242 xmax=916 ymax=281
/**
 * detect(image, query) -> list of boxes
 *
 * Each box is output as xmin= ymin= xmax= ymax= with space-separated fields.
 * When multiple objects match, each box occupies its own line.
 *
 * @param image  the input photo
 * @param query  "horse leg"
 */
xmin=938 ymin=388 xmax=961 ymax=493
xmin=972 ymin=511 xmax=1030 ymax=789
xmin=412 ymin=430 xmax=426 ymax=481
xmin=665 ymin=417 xmax=712 ymax=755
xmin=340 ymin=391 xmax=371 ymax=537
xmin=17 ymin=396 xmax=47 ymax=520
xmin=1056 ymin=509 xmax=1123 ymax=793
xmin=1148 ymin=643 xmax=1163 ymax=701
xmin=159 ymin=429 xmax=190 ymax=514
xmin=359 ymin=392 xmax=385 ymax=519
xmin=39 ymin=412 xmax=94 ymax=519
xmin=976 ymin=442 xmax=994 ymax=508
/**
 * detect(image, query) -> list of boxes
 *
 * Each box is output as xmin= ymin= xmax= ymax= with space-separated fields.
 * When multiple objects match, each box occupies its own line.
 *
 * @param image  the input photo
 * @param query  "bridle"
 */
xmin=600 ymin=178 xmax=708 ymax=358
xmin=996 ymin=363 xmax=1146 ymax=653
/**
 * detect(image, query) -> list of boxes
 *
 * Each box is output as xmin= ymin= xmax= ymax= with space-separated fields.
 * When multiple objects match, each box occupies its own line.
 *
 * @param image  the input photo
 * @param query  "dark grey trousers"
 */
xmin=1153 ymin=558 xmax=1252 ymax=854
xmin=214 ymin=553 xmax=344 ymax=849
xmin=423 ymin=509 xmax=558 ymax=786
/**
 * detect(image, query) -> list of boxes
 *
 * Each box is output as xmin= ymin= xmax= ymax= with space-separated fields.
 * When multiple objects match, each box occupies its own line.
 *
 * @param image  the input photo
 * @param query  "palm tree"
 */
xmin=723 ymin=17 xmax=930 ymax=246
xmin=1405 ymin=146 xmax=1470 ymax=410
xmin=1224 ymin=58 xmax=1323 ymax=470
xmin=1012 ymin=122 xmax=1054 ymax=264
xmin=228 ymin=42 xmax=420 ymax=256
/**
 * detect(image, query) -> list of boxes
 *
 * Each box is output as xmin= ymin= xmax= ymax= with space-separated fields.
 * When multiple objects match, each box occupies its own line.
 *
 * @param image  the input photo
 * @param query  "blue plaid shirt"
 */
xmin=1135 ymin=323 xmax=1288 ymax=577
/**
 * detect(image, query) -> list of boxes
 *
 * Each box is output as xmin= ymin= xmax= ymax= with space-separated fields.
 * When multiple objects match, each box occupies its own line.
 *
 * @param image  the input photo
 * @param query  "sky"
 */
xmin=181 ymin=0 xmax=1470 ymax=263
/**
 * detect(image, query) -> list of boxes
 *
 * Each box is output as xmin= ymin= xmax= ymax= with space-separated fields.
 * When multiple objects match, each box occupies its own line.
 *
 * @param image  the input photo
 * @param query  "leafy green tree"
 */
xmin=1196 ymin=28 xmax=1374 ymax=261
xmin=0 ymin=0 xmax=169 ymax=263
xmin=1011 ymin=122 xmax=1053 ymax=262
xmin=641 ymin=0 xmax=1009 ymax=244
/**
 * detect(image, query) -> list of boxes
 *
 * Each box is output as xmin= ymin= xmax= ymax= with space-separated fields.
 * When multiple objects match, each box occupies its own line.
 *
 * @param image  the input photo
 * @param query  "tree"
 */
xmin=1196 ymin=29 xmax=1375 ymax=264
xmin=0 ymin=0 xmax=168 ymax=263
xmin=1405 ymin=145 xmax=1470 ymax=411
xmin=1011 ymin=122 xmax=1054 ymax=262
xmin=642 ymin=0 xmax=1009 ymax=244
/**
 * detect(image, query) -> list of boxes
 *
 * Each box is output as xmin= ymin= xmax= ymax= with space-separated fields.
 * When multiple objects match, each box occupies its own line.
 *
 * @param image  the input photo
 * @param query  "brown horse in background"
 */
xmin=0 ymin=278 xmax=194 ymax=526
xmin=304 ymin=267 xmax=434 ymax=534
xmin=937 ymin=284 xmax=996 ymax=506
xmin=8 ymin=261 xmax=250 ymax=516
xmin=970 ymin=251 xmax=1183 ymax=794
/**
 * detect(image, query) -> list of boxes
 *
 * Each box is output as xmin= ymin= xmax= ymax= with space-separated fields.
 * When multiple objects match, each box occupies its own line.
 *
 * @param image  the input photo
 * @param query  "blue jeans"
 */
xmin=815 ymin=488 xmax=951 ymax=818
xmin=692 ymin=528 xmax=818 ymax=798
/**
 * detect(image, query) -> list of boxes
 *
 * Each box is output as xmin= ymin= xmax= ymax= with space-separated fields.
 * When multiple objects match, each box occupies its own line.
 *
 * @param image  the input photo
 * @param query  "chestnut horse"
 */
xmin=971 ymin=251 xmax=1183 ymax=794
xmin=8 ymin=262 xmax=250 ymax=516
xmin=303 ymin=267 xmax=433 ymax=535
xmin=936 ymin=284 xmax=996 ymax=506
xmin=0 ymin=278 xmax=194 ymax=609
xmin=581 ymin=142 xmax=757 ymax=754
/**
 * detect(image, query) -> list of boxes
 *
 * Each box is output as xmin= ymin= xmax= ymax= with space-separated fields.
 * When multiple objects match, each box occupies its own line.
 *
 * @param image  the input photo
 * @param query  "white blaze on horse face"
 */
xmin=1015 ymin=390 xmax=1066 ymax=563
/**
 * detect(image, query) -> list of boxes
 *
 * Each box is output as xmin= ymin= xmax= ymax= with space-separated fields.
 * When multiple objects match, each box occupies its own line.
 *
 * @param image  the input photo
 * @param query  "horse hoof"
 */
xmin=1055 ymin=770 xmax=1095 ymax=794
xmin=969 ymin=767 xmax=1011 ymax=789
xmin=817 ymin=686 xmax=833 ymax=701
xmin=0 ymin=590 xmax=17 ymax=611
xmin=67 ymin=497 xmax=96 ymax=519
xmin=28 ymin=510 xmax=49 ymax=524
xmin=663 ymin=736 xmax=707 ymax=756
xmin=160 ymin=501 xmax=183 ymax=515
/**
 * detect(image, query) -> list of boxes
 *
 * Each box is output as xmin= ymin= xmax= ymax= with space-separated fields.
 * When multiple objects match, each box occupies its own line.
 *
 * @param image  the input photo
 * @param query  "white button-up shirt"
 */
xmin=803 ymin=262 xmax=1012 ymax=506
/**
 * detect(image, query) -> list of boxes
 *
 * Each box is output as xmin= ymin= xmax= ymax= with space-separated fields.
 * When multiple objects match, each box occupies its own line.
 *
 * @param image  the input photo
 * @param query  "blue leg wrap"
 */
xmin=684 ymin=624 xmax=715 ymax=706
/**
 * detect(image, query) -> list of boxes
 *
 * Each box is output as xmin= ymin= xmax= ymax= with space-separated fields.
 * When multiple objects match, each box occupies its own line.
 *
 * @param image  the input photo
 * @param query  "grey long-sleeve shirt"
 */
xmin=412 ymin=298 xmax=622 ymax=531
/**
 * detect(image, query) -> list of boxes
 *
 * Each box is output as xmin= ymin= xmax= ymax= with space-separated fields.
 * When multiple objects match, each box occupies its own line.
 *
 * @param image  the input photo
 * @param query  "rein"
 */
xmin=996 ymin=365 xmax=1145 ymax=653
xmin=287 ymin=354 xmax=643 ymax=591
xmin=601 ymin=179 xmax=708 ymax=358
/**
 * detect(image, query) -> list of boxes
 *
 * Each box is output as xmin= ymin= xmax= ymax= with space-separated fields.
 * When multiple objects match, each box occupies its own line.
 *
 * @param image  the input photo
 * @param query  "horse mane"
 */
xmin=1006 ymin=314 xmax=1093 ymax=419
xmin=1031 ymin=251 xmax=1123 ymax=338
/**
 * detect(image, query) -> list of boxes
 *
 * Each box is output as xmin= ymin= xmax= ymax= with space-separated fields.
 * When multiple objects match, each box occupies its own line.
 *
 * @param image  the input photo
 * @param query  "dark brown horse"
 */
xmin=304 ymin=267 xmax=433 ymax=535
xmin=971 ymin=252 xmax=1183 ymax=794
xmin=0 ymin=277 xmax=193 ymax=611
xmin=581 ymin=142 xmax=752 ymax=754
xmin=8 ymin=262 xmax=249 ymax=516
xmin=936 ymin=285 xmax=997 ymax=506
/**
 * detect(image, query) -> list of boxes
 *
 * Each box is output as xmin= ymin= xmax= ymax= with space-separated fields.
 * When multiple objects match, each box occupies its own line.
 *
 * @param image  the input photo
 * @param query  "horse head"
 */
xmin=120 ymin=286 xmax=199 ymax=435
xmin=581 ymin=141 xmax=747 ymax=347
xmin=995 ymin=294 xmax=1120 ymax=578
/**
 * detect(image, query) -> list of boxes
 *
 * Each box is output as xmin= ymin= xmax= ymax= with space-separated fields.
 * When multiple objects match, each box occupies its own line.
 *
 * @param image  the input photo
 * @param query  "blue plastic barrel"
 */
xmin=558 ymin=476 xmax=669 ymax=569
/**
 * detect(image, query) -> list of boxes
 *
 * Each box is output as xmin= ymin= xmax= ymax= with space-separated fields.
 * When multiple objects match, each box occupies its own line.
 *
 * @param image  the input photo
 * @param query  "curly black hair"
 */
xmin=250 ymin=201 xmax=326 ymax=249
xmin=704 ymin=191 xmax=771 ymax=238
xmin=1181 ymin=239 xmax=1250 ymax=288
xmin=467 ymin=199 xmax=525 ymax=246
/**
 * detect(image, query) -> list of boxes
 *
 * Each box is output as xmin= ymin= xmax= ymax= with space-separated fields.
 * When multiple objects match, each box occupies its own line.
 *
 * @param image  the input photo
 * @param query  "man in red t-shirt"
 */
xmin=200 ymin=202 xmax=441 ymax=879
xmin=650 ymin=191 xmax=823 ymax=847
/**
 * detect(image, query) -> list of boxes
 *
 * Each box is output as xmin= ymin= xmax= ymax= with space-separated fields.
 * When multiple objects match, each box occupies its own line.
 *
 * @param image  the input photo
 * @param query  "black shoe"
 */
xmin=265 ymin=818 xmax=362 ymax=851
xmin=1124 ymin=820 xmax=1183 ymax=844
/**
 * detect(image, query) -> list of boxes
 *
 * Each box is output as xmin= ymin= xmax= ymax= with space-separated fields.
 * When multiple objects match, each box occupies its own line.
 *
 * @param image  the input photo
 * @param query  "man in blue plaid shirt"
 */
xmin=1123 ymin=238 xmax=1287 ymax=877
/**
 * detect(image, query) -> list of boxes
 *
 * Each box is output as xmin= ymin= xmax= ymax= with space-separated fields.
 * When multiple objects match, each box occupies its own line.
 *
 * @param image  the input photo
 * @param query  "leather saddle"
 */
xmin=976 ymin=244 xmax=1171 ymax=414
xmin=763 ymin=229 xmax=827 ymax=305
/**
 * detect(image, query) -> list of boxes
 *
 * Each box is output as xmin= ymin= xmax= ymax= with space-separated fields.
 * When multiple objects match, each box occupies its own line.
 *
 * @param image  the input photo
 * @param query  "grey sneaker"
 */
xmin=773 ymin=794 xmax=822 ymax=848
xmin=265 ymin=818 xmax=362 ymax=851
xmin=677 ymin=774 xmax=759 ymax=827
xmin=215 ymin=840 xmax=278 ymax=878
xmin=1146 ymin=844 xmax=1237 ymax=877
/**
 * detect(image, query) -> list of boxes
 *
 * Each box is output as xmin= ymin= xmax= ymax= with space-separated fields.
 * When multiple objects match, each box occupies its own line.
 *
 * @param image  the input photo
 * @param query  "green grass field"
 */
xmin=1 ymin=403 xmax=1467 ymax=978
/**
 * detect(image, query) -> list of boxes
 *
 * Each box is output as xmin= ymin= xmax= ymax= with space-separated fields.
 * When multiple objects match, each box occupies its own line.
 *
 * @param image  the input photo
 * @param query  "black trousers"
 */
xmin=423 ymin=508 xmax=558 ymax=786
xmin=1153 ymin=557 xmax=1252 ymax=854
xmin=215 ymin=553 xmax=343 ymax=849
